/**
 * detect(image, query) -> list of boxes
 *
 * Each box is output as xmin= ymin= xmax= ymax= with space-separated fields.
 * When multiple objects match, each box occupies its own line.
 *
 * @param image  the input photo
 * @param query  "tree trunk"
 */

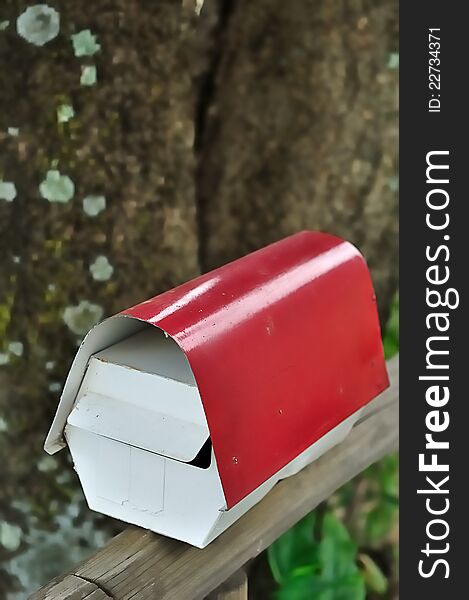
xmin=197 ymin=0 xmax=398 ymax=322
xmin=0 ymin=0 xmax=397 ymax=595
xmin=0 ymin=1 xmax=203 ymax=594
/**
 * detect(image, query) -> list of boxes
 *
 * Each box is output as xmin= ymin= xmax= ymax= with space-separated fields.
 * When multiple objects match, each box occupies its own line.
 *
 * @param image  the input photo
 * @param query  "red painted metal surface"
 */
xmin=124 ymin=231 xmax=389 ymax=508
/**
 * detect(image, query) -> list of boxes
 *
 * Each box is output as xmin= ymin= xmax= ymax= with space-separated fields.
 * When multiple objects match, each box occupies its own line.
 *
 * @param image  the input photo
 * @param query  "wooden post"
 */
xmin=207 ymin=570 xmax=248 ymax=600
xmin=29 ymin=575 xmax=112 ymax=600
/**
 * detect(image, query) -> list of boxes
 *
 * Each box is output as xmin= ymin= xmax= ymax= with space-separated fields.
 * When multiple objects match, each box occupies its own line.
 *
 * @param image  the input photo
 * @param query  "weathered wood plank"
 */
xmin=29 ymin=574 xmax=111 ymax=600
xmin=207 ymin=571 xmax=248 ymax=600
xmin=31 ymin=356 xmax=398 ymax=600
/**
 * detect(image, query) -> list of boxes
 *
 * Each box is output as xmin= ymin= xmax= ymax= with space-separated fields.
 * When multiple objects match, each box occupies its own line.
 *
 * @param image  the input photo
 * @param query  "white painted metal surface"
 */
xmin=47 ymin=315 xmax=364 ymax=547
xmin=67 ymin=329 xmax=209 ymax=462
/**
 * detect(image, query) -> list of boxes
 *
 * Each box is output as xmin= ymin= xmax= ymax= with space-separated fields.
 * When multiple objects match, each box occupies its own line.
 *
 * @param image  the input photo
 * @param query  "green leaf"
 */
xmin=319 ymin=513 xmax=359 ymax=581
xmin=366 ymin=504 xmax=397 ymax=543
xmin=365 ymin=454 xmax=399 ymax=497
xmin=276 ymin=573 xmax=322 ymax=600
xmin=269 ymin=512 xmax=367 ymax=600
xmin=359 ymin=553 xmax=388 ymax=594
xmin=267 ymin=512 xmax=318 ymax=584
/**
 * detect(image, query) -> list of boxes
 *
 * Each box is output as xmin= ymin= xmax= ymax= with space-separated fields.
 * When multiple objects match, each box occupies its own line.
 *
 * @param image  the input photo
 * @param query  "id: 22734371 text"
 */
xmin=428 ymin=28 xmax=441 ymax=113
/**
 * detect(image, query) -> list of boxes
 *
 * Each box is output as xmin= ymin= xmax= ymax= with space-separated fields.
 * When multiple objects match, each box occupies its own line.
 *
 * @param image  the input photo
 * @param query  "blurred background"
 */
xmin=0 ymin=1 xmax=398 ymax=598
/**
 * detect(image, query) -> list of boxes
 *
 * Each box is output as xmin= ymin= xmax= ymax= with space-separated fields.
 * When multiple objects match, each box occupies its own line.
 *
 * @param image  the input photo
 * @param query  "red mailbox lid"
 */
xmin=124 ymin=231 xmax=389 ymax=508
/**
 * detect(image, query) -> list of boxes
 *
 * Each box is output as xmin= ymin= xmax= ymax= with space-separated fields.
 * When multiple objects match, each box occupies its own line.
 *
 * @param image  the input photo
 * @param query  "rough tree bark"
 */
xmin=0 ymin=0 xmax=397 ymax=595
xmin=197 ymin=0 xmax=398 ymax=320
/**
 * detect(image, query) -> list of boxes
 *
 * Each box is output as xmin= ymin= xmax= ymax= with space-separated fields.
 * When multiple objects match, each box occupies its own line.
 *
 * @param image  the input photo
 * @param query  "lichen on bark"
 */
xmin=0 ymin=1 xmax=203 ymax=594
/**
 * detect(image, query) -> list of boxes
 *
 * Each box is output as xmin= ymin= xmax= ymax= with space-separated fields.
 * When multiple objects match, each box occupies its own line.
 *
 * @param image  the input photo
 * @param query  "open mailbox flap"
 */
xmin=66 ymin=327 xmax=210 ymax=463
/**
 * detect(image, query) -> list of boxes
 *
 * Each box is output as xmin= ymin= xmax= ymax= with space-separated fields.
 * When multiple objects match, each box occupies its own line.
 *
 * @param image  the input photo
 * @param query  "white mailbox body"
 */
xmin=45 ymin=232 xmax=389 ymax=547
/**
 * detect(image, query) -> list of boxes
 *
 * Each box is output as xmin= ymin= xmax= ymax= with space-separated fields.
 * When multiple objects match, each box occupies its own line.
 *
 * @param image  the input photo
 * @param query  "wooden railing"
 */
xmin=31 ymin=356 xmax=399 ymax=600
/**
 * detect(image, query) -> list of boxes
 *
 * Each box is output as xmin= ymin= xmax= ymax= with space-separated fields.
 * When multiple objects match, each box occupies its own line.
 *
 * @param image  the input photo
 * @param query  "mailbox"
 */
xmin=45 ymin=231 xmax=389 ymax=548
